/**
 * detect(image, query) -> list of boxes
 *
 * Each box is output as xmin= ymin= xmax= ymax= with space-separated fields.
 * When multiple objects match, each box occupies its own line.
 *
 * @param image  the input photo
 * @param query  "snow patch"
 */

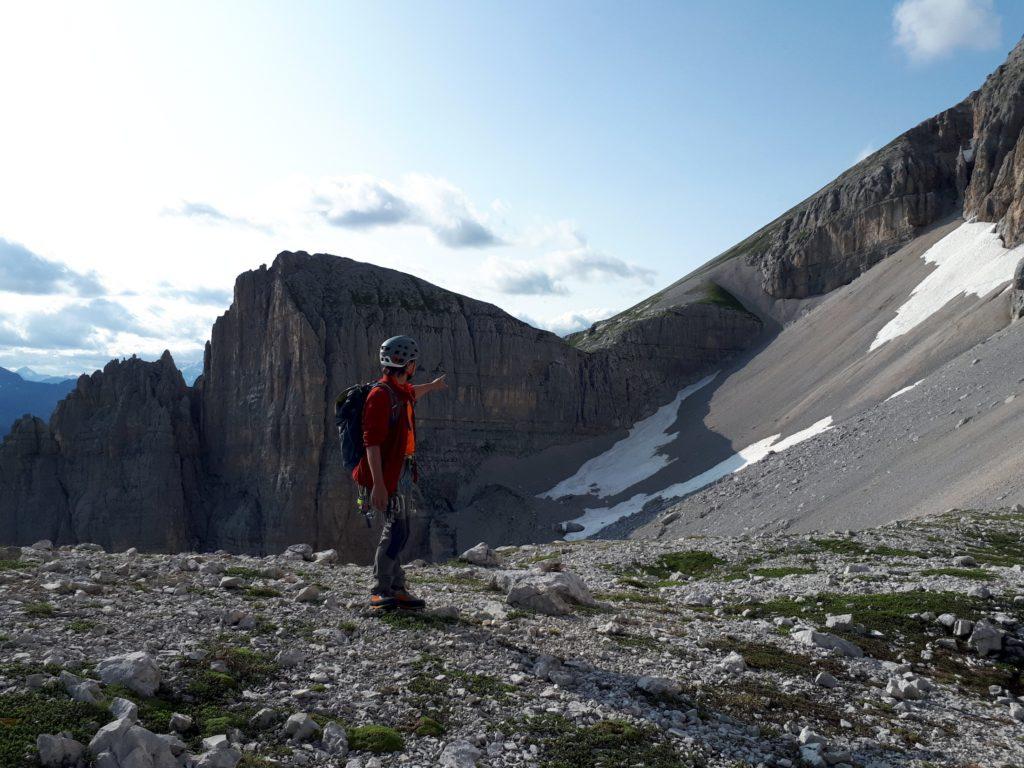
xmin=871 ymin=222 xmax=1023 ymax=351
xmin=540 ymin=372 xmax=718 ymax=500
xmin=562 ymin=416 xmax=835 ymax=540
xmin=885 ymin=379 xmax=924 ymax=402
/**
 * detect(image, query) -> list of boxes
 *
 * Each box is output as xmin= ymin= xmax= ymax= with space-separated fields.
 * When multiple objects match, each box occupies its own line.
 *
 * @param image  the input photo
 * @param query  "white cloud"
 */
xmin=543 ymin=308 xmax=613 ymax=336
xmin=163 ymin=200 xmax=272 ymax=233
xmin=482 ymin=227 xmax=655 ymax=297
xmin=312 ymin=174 xmax=501 ymax=248
xmin=893 ymin=0 xmax=1001 ymax=62
xmin=0 ymin=237 xmax=104 ymax=296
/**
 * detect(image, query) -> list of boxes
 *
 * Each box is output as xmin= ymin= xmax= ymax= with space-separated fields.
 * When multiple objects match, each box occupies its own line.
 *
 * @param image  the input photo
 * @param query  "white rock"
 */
xmin=491 ymin=569 xmax=597 ymax=615
xmin=295 ymin=585 xmax=321 ymax=603
xmin=195 ymin=747 xmax=243 ymax=768
xmin=36 ymin=734 xmax=84 ymax=767
xmin=968 ymin=620 xmax=1004 ymax=656
xmin=109 ymin=697 xmax=139 ymax=722
xmin=952 ymin=555 xmax=978 ymax=567
xmin=814 ymin=672 xmax=838 ymax=689
xmin=1010 ymin=702 xmax=1024 ymax=722
xmin=283 ymin=544 xmax=314 ymax=561
xmin=219 ymin=576 xmax=246 ymax=590
xmin=439 ymin=739 xmax=482 ymax=768
xmin=719 ymin=651 xmax=746 ymax=675
xmin=791 ymin=629 xmax=863 ymax=658
xmin=169 ymin=712 xmax=193 ymax=732
xmin=825 ymin=614 xmax=865 ymax=634
xmin=284 ymin=712 xmax=320 ymax=741
xmin=460 ymin=542 xmax=501 ymax=567
xmin=636 ymin=676 xmax=681 ymax=697
xmin=322 ymin=721 xmax=349 ymax=757
xmin=952 ymin=619 xmax=975 ymax=638
xmin=96 ymin=651 xmax=162 ymax=697
xmin=967 ymin=585 xmax=992 ymax=599
xmin=314 ymin=549 xmax=338 ymax=564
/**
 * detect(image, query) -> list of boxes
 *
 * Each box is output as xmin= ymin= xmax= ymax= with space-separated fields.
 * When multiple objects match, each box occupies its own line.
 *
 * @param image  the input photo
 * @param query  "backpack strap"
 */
xmin=372 ymin=381 xmax=402 ymax=427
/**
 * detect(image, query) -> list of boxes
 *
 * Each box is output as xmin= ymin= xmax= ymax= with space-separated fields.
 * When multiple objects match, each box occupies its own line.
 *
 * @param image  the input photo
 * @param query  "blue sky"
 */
xmin=0 ymin=0 xmax=1021 ymax=374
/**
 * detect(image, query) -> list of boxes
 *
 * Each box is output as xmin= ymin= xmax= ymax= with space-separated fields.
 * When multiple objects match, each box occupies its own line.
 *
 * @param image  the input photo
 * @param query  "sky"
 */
xmin=0 ymin=0 xmax=1022 ymax=376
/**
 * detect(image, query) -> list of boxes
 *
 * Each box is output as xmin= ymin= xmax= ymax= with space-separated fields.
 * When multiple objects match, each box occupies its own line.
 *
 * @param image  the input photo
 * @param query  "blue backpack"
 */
xmin=335 ymin=382 xmax=400 ymax=471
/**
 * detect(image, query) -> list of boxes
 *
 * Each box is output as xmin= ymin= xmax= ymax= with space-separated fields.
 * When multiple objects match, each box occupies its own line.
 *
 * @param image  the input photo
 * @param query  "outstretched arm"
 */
xmin=413 ymin=374 xmax=448 ymax=399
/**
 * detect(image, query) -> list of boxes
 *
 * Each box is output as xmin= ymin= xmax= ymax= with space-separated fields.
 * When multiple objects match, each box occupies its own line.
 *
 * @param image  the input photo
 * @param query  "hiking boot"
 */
xmin=369 ymin=593 xmax=397 ymax=611
xmin=393 ymin=589 xmax=426 ymax=610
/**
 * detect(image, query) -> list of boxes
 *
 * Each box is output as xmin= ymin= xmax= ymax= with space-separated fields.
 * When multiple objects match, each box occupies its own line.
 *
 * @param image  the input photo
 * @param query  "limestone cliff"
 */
xmin=196 ymin=253 xmax=761 ymax=559
xmin=0 ymin=353 xmax=204 ymax=551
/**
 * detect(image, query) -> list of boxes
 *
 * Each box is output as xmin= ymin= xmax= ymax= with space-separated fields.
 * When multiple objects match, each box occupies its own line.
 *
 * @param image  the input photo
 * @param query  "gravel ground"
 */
xmin=3 ymin=508 xmax=1024 ymax=767
xmin=606 ymin=316 xmax=1024 ymax=543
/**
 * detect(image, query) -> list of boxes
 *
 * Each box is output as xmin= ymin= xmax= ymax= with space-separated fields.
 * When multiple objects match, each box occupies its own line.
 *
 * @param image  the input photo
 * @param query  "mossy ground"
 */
xmin=640 ymin=551 xmax=725 ymax=580
xmin=512 ymin=715 xmax=703 ymax=768
xmin=0 ymin=691 xmax=112 ymax=767
xmin=347 ymin=724 xmax=404 ymax=753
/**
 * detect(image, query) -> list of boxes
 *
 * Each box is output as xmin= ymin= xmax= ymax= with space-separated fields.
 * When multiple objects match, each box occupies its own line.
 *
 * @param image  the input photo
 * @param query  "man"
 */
xmin=352 ymin=335 xmax=447 ymax=610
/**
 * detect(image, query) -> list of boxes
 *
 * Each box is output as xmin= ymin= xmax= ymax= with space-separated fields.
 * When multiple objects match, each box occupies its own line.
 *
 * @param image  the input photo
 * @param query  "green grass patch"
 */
xmin=920 ymin=568 xmax=991 ymax=581
xmin=23 ymin=602 xmax=54 ymax=618
xmin=0 ymin=691 xmax=112 ymax=767
xmin=702 ymin=639 xmax=843 ymax=678
xmin=347 ymin=725 xmax=404 ymax=754
xmin=514 ymin=715 xmax=703 ymax=768
xmin=0 ymin=560 xmax=25 ymax=571
xmin=640 ymin=551 xmax=724 ymax=580
xmin=414 ymin=715 xmax=444 ymax=737
xmin=378 ymin=611 xmax=461 ymax=632
xmin=245 ymin=586 xmax=282 ymax=599
xmin=66 ymin=619 xmax=95 ymax=633
xmin=699 ymin=281 xmax=753 ymax=315
xmin=749 ymin=566 xmax=816 ymax=579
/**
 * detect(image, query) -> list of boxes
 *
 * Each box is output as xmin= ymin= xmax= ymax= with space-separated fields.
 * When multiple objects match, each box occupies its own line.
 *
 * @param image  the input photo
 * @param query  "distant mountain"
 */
xmin=177 ymin=360 xmax=204 ymax=386
xmin=14 ymin=366 xmax=77 ymax=385
xmin=0 ymin=367 xmax=78 ymax=437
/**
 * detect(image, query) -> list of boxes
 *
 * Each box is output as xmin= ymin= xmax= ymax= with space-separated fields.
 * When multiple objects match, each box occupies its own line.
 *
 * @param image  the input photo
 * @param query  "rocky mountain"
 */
xmin=13 ymin=367 xmax=76 ymax=385
xmin=0 ymin=368 xmax=77 ymax=440
xmin=0 ymin=256 xmax=758 ymax=558
xmin=5 ymin=39 xmax=1024 ymax=560
xmin=2 ymin=507 xmax=1023 ymax=767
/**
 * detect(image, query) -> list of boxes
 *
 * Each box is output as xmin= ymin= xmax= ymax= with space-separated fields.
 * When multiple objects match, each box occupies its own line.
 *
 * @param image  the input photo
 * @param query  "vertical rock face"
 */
xmin=0 ymin=353 xmax=204 ymax=551
xmin=197 ymin=253 xmax=761 ymax=559
xmin=740 ymin=37 xmax=1024 ymax=300
xmin=1012 ymin=259 xmax=1024 ymax=321
xmin=962 ymin=40 xmax=1024 ymax=246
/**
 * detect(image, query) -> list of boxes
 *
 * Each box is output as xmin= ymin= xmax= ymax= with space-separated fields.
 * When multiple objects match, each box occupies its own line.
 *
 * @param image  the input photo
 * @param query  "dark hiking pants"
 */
xmin=372 ymin=495 xmax=410 ymax=595
xmin=366 ymin=462 xmax=417 ymax=595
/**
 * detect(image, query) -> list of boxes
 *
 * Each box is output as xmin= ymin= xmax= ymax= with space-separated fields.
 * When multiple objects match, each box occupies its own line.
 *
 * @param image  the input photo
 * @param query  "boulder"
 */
xmin=439 ymin=740 xmax=481 ymax=768
xmin=968 ymin=620 xmax=1005 ymax=656
xmin=491 ymin=569 xmax=597 ymax=615
xmin=295 ymin=585 xmax=321 ymax=603
xmin=36 ymin=734 xmax=84 ymax=767
xmin=719 ymin=651 xmax=746 ymax=675
xmin=791 ymin=629 xmax=863 ymax=658
xmin=283 ymin=544 xmax=314 ymax=561
xmin=283 ymin=712 xmax=320 ymax=741
xmin=322 ymin=721 xmax=349 ymax=757
xmin=314 ymin=548 xmax=338 ymax=564
xmin=636 ymin=676 xmax=682 ymax=697
xmin=96 ymin=651 xmax=161 ymax=697
xmin=460 ymin=542 xmax=501 ymax=568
